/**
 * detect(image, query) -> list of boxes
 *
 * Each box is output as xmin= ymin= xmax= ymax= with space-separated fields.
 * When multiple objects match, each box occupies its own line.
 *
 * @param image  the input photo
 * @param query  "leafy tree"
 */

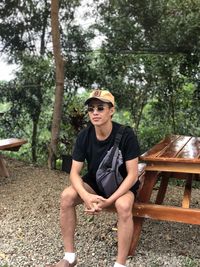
xmin=95 ymin=0 xmax=200 ymax=54
xmin=0 ymin=56 xmax=54 ymax=162
xmin=0 ymin=0 xmax=51 ymax=59
xmin=90 ymin=0 xmax=200 ymax=138
xmin=0 ymin=0 xmax=95 ymax=166
xmin=1 ymin=0 xmax=200 ymax=163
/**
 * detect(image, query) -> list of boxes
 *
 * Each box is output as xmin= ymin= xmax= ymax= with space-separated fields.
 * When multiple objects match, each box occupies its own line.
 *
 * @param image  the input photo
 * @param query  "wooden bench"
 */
xmin=128 ymin=135 xmax=200 ymax=255
xmin=105 ymin=135 xmax=200 ymax=256
xmin=107 ymin=164 xmax=200 ymax=256
xmin=0 ymin=138 xmax=27 ymax=177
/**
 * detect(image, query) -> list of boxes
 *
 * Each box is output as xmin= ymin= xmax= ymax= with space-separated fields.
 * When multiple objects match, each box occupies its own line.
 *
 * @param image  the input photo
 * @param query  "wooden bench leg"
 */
xmin=129 ymin=171 xmax=159 ymax=255
xmin=182 ymin=174 xmax=193 ymax=208
xmin=0 ymin=156 xmax=9 ymax=177
xmin=155 ymin=173 xmax=170 ymax=204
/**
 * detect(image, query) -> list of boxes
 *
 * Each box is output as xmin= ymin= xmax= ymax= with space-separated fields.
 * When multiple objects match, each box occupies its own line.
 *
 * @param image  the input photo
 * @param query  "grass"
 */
xmin=183 ymin=257 xmax=199 ymax=267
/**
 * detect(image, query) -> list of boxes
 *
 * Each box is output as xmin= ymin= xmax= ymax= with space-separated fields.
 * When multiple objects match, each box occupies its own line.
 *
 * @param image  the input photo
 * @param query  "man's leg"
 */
xmin=46 ymin=183 xmax=96 ymax=266
xmin=114 ymin=191 xmax=135 ymax=266
xmin=45 ymin=186 xmax=82 ymax=267
xmin=60 ymin=185 xmax=82 ymax=252
xmin=60 ymin=183 xmax=97 ymax=251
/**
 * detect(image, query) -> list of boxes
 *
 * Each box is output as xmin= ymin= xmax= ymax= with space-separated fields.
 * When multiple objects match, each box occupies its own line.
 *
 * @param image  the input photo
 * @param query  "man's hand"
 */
xmin=83 ymin=193 xmax=106 ymax=214
xmin=95 ymin=197 xmax=112 ymax=210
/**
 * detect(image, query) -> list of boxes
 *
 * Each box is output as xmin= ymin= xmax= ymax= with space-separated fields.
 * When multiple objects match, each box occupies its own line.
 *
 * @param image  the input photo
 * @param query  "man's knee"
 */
xmin=60 ymin=186 xmax=79 ymax=209
xmin=115 ymin=193 xmax=134 ymax=219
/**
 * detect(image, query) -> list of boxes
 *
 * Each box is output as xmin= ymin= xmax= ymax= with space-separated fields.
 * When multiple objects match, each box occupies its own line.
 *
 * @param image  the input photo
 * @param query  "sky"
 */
xmin=0 ymin=58 xmax=17 ymax=81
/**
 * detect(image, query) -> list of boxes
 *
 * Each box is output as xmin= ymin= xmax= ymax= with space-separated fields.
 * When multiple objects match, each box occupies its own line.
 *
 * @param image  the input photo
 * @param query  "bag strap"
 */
xmin=114 ymin=125 xmax=125 ymax=147
xmin=106 ymin=125 xmax=126 ymax=167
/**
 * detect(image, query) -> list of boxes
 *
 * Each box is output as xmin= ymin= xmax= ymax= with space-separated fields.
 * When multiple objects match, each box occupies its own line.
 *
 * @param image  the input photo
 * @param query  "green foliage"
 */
xmin=59 ymin=94 xmax=88 ymax=156
xmin=1 ymin=0 xmax=200 ymax=166
xmin=0 ymin=55 xmax=54 ymax=163
xmin=0 ymin=0 xmax=51 ymax=59
xmin=96 ymin=0 xmax=200 ymax=53
xmin=61 ymin=23 xmax=96 ymax=92
xmin=138 ymin=80 xmax=200 ymax=152
xmin=114 ymin=109 xmax=132 ymax=126
xmin=0 ymin=102 xmax=11 ymax=113
xmin=90 ymin=0 xmax=200 ymax=148
xmin=0 ymin=0 xmax=95 ymax=165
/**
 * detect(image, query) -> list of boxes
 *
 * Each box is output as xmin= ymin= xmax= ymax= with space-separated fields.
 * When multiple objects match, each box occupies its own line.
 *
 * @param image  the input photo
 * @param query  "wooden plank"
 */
xmin=140 ymin=156 xmax=200 ymax=164
xmin=177 ymin=136 xmax=200 ymax=160
xmin=155 ymin=173 xmax=170 ymax=204
xmin=182 ymin=174 xmax=193 ymax=208
xmin=140 ymin=135 xmax=179 ymax=159
xmin=159 ymin=135 xmax=191 ymax=158
xmin=140 ymin=135 xmax=200 ymax=164
xmin=145 ymin=162 xmax=200 ymax=174
xmin=0 ymin=138 xmax=27 ymax=151
xmin=133 ymin=203 xmax=200 ymax=225
xmin=138 ymin=163 xmax=146 ymax=176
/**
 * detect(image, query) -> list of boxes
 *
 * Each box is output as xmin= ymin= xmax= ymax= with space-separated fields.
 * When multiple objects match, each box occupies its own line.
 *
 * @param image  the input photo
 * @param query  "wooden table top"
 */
xmin=140 ymin=135 xmax=200 ymax=173
xmin=0 ymin=138 xmax=27 ymax=150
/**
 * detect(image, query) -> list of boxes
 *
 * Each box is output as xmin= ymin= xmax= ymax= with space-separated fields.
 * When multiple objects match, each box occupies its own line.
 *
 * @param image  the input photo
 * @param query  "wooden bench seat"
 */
xmin=133 ymin=202 xmax=200 ymax=225
xmin=0 ymin=138 xmax=27 ymax=177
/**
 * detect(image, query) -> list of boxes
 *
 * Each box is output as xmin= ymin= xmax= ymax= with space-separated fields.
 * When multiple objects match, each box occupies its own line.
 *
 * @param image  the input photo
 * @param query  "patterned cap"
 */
xmin=84 ymin=89 xmax=115 ymax=106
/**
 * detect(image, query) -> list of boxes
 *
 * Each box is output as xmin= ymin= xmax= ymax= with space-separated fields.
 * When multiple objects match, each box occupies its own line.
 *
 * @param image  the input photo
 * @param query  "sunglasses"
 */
xmin=87 ymin=105 xmax=106 ymax=113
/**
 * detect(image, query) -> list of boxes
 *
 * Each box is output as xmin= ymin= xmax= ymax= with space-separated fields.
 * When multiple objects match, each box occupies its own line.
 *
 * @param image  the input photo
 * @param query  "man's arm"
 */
xmin=70 ymin=159 xmax=105 ymax=212
xmin=69 ymin=159 xmax=87 ymax=198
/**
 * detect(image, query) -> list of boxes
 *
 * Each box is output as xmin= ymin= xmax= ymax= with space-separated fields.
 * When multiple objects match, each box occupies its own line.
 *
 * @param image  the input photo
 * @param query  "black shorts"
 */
xmin=82 ymin=175 xmax=140 ymax=198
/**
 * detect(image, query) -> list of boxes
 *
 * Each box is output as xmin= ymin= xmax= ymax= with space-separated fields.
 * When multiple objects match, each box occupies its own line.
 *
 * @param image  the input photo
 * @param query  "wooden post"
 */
xmin=0 ymin=156 xmax=9 ymax=177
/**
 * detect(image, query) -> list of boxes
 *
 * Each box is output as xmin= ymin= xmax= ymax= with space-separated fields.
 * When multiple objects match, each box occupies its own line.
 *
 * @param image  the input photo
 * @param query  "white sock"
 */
xmin=114 ymin=262 xmax=126 ymax=267
xmin=63 ymin=252 xmax=76 ymax=264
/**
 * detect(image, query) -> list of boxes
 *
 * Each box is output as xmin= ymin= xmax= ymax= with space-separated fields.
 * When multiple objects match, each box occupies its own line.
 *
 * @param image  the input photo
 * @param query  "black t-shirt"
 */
xmin=72 ymin=121 xmax=140 ymax=182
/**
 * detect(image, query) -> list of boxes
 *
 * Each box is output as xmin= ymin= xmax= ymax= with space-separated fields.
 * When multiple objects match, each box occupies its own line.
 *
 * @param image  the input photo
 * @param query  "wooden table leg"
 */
xmin=155 ymin=172 xmax=170 ymax=204
xmin=0 ymin=156 xmax=9 ymax=177
xmin=182 ymin=174 xmax=193 ymax=208
xmin=129 ymin=171 xmax=159 ymax=255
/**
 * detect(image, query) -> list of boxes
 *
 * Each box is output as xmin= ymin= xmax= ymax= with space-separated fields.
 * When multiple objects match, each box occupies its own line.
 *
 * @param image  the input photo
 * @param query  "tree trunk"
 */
xmin=48 ymin=0 xmax=65 ymax=169
xmin=32 ymin=117 xmax=39 ymax=162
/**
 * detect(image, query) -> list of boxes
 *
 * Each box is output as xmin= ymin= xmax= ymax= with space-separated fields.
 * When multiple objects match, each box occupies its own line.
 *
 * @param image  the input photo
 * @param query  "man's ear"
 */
xmin=110 ymin=106 xmax=115 ymax=115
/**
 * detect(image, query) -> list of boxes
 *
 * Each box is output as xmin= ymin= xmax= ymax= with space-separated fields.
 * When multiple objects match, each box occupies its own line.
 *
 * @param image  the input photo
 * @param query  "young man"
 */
xmin=47 ymin=89 xmax=140 ymax=267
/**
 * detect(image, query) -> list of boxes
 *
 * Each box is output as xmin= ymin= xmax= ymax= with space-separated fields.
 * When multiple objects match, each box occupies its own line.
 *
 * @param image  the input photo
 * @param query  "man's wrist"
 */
xmin=79 ymin=190 xmax=89 ymax=201
xmin=106 ymin=197 xmax=114 ymax=206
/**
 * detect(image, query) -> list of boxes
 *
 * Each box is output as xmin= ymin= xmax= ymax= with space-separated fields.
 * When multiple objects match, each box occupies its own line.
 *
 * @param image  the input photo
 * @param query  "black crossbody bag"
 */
xmin=96 ymin=126 xmax=125 ymax=198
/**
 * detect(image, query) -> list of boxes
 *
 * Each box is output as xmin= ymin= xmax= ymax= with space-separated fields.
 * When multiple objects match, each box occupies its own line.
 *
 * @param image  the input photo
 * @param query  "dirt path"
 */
xmin=0 ymin=157 xmax=200 ymax=267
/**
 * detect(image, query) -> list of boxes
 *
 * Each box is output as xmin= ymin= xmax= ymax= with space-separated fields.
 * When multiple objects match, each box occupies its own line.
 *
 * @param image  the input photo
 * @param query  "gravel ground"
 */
xmin=0 ymin=157 xmax=200 ymax=267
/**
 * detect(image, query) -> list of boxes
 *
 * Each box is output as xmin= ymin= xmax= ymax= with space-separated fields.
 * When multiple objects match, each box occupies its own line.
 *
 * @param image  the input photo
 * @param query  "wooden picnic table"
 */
xmin=129 ymin=134 xmax=200 ymax=255
xmin=0 ymin=138 xmax=27 ymax=177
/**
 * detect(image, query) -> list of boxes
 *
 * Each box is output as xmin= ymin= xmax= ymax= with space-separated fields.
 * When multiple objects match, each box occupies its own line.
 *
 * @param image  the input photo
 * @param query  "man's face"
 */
xmin=87 ymin=100 xmax=114 ymax=126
